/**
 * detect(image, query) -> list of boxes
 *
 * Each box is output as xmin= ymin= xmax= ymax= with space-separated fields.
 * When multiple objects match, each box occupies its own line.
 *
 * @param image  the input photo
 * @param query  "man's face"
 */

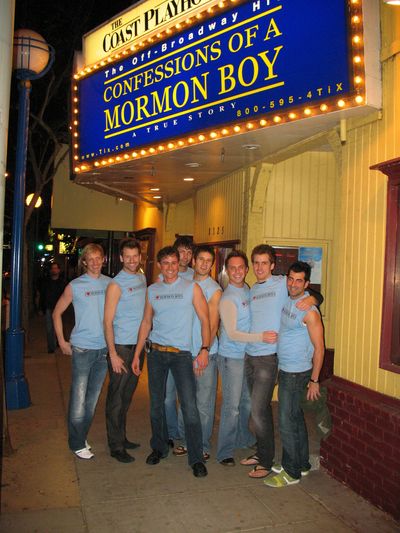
xmin=85 ymin=252 xmax=104 ymax=276
xmin=287 ymin=270 xmax=309 ymax=299
xmin=252 ymin=253 xmax=274 ymax=282
xmin=177 ymin=246 xmax=192 ymax=269
xmin=226 ymin=256 xmax=248 ymax=287
xmin=158 ymin=254 xmax=179 ymax=282
xmin=193 ymin=251 xmax=214 ymax=277
xmin=121 ymin=247 xmax=141 ymax=274
xmin=49 ymin=264 xmax=60 ymax=279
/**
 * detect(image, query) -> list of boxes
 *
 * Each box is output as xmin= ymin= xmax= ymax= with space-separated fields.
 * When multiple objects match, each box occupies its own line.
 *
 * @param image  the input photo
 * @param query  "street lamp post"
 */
xmin=5 ymin=29 xmax=54 ymax=410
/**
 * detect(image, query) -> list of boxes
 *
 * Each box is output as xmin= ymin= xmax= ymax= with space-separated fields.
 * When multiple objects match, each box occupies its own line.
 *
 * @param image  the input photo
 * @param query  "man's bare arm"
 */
xmin=104 ymin=282 xmax=126 ymax=374
xmin=207 ymin=289 xmax=222 ymax=348
xmin=192 ymin=283 xmax=211 ymax=375
xmin=304 ymin=309 xmax=325 ymax=401
xmin=132 ymin=295 xmax=153 ymax=376
xmin=52 ymin=285 xmax=73 ymax=355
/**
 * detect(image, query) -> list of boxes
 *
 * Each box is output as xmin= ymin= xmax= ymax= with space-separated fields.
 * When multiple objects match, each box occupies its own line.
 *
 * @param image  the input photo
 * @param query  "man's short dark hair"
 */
xmin=193 ymin=245 xmax=215 ymax=263
xmin=119 ymin=238 xmax=141 ymax=255
xmin=173 ymin=236 xmax=193 ymax=250
xmin=251 ymin=244 xmax=276 ymax=264
xmin=157 ymin=246 xmax=179 ymax=263
xmin=225 ymin=249 xmax=249 ymax=269
xmin=288 ymin=261 xmax=311 ymax=282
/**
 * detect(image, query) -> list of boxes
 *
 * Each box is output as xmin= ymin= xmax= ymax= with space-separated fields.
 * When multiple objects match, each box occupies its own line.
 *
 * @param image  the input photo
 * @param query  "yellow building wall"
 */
xmin=52 ymin=156 xmax=134 ymax=231
xmin=333 ymin=6 xmax=400 ymax=398
xmin=163 ymin=198 xmax=194 ymax=245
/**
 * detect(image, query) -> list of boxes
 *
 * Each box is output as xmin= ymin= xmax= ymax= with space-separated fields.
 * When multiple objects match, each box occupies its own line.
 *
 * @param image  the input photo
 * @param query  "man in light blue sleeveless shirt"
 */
xmin=132 ymin=246 xmax=211 ymax=478
xmin=104 ymin=239 xmax=146 ymax=463
xmin=174 ymin=245 xmax=222 ymax=460
xmin=265 ymin=262 xmax=324 ymax=488
xmin=53 ymin=244 xmax=111 ymax=460
xmin=241 ymin=244 xmax=322 ymax=479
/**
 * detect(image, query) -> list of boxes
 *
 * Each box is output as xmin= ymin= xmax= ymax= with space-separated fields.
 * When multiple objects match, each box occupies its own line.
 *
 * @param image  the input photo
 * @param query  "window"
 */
xmin=371 ymin=158 xmax=400 ymax=373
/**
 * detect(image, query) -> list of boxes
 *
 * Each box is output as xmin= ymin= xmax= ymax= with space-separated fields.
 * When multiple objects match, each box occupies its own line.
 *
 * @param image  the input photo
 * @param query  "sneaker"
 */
xmin=272 ymin=463 xmax=310 ymax=477
xmin=264 ymin=469 xmax=300 ymax=488
xmin=173 ymin=445 xmax=188 ymax=456
xmin=85 ymin=440 xmax=91 ymax=450
xmin=74 ymin=448 xmax=94 ymax=460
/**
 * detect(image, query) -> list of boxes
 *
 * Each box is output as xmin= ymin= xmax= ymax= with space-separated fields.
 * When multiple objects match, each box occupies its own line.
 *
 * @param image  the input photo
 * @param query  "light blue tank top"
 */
xmin=70 ymin=273 xmax=111 ymax=349
xmin=192 ymin=276 xmax=221 ymax=356
xmin=277 ymin=295 xmax=317 ymax=372
xmin=247 ymin=276 xmax=288 ymax=356
xmin=148 ymin=277 xmax=195 ymax=352
xmin=218 ymin=284 xmax=250 ymax=359
xmin=112 ymin=270 xmax=146 ymax=345
xmin=159 ymin=267 xmax=194 ymax=282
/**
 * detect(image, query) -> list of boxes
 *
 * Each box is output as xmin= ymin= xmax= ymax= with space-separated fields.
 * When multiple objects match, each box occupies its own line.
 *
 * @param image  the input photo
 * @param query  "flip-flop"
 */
xmin=248 ymin=465 xmax=270 ymax=478
xmin=240 ymin=454 xmax=260 ymax=466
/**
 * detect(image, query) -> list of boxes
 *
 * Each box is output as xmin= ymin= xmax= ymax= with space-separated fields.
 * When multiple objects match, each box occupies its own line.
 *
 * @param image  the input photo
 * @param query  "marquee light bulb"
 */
xmin=337 ymin=99 xmax=346 ymax=108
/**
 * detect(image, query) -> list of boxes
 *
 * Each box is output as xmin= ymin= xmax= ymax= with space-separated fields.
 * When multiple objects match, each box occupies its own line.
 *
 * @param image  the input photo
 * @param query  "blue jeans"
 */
xmin=68 ymin=346 xmax=108 ymax=451
xmin=147 ymin=349 xmax=203 ymax=466
xmin=177 ymin=352 xmax=218 ymax=453
xmin=278 ymin=369 xmax=312 ymax=479
xmin=165 ymin=372 xmax=180 ymax=440
xmin=245 ymin=353 xmax=278 ymax=469
xmin=216 ymin=355 xmax=254 ymax=462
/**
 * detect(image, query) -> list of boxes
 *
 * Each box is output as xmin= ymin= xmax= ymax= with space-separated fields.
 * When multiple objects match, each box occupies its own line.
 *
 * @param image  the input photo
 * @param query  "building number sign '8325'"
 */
xmin=77 ymin=0 xmax=352 ymax=162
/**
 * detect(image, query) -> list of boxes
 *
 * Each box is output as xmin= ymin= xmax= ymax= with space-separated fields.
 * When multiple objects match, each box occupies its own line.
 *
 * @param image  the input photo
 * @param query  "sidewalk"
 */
xmin=1 ymin=315 xmax=399 ymax=532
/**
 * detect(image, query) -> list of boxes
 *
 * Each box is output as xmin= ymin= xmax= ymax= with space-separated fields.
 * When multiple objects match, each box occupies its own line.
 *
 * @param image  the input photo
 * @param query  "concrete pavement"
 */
xmin=1 ymin=315 xmax=398 ymax=532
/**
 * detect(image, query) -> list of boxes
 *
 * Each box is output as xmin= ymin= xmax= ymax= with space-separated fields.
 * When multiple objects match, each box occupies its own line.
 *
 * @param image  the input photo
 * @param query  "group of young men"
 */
xmin=52 ymin=236 xmax=325 ymax=486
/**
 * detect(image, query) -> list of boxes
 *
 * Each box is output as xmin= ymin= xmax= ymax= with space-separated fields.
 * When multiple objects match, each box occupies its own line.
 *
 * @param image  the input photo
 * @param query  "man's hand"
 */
xmin=193 ymin=349 xmax=209 ymax=377
xmin=60 ymin=340 xmax=72 ymax=356
xmin=306 ymin=382 xmax=321 ymax=401
xmin=296 ymin=295 xmax=314 ymax=311
xmin=132 ymin=354 xmax=142 ymax=376
xmin=262 ymin=331 xmax=278 ymax=344
xmin=110 ymin=353 xmax=127 ymax=374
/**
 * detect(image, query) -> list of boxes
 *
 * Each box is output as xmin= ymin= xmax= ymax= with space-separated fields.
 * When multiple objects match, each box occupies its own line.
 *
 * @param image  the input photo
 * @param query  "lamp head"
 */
xmin=13 ymin=29 xmax=53 ymax=80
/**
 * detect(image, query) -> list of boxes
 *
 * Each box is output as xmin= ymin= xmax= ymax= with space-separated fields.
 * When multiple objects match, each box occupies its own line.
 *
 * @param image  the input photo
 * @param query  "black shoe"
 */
xmin=146 ymin=450 xmax=167 ymax=465
xmin=124 ymin=439 xmax=140 ymax=450
xmin=168 ymin=439 xmax=174 ymax=448
xmin=192 ymin=462 xmax=208 ymax=477
xmin=220 ymin=457 xmax=235 ymax=467
xmin=111 ymin=450 xmax=135 ymax=463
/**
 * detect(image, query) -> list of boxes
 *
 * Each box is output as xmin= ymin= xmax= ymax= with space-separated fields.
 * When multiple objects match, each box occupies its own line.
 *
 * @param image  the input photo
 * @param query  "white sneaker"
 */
xmin=85 ymin=440 xmax=91 ymax=450
xmin=74 ymin=448 xmax=94 ymax=460
xmin=272 ymin=463 xmax=310 ymax=477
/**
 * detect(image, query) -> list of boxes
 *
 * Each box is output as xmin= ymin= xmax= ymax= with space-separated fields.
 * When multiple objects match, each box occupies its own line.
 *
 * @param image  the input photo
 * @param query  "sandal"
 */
xmin=173 ymin=445 xmax=188 ymax=456
xmin=248 ymin=465 xmax=270 ymax=478
xmin=240 ymin=454 xmax=260 ymax=466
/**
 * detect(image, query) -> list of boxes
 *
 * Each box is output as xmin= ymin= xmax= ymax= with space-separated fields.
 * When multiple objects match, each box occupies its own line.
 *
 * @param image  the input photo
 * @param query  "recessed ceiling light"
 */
xmin=150 ymin=187 xmax=160 ymax=191
xmin=153 ymin=195 xmax=162 ymax=199
xmin=242 ymin=144 xmax=261 ymax=150
xmin=183 ymin=177 xmax=194 ymax=182
xmin=185 ymin=162 xmax=200 ymax=167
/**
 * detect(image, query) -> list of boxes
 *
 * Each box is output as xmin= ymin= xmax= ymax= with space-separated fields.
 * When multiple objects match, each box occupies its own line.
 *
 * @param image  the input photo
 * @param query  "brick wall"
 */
xmin=320 ymin=376 xmax=400 ymax=520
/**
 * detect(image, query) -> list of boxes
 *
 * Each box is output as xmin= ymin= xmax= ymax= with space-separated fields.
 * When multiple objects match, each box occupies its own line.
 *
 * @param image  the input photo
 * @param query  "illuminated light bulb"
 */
xmin=184 ymin=177 xmax=194 ymax=182
xmin=158 ymin=145 xmax=165 ymax=151
xmin=259 ymin=119 xmax=267 ymax=126
xmin=94 ymin=161 xmax=100 ymax=167
xmin=353 ymin=35 xmax=361 ymax=44
xmin=107 ymin=57 xmax=112 ymax=62
xmin=355 ymin=95 xmax=364 ymax=104
xmin=73 ymin=132 xmax=78 ymax=137
xmin=351 ymin=0 xmax=358 ymax=3
xmin=74 ymin=167 xmax=80 ymax=172
xmin=352 ymin=15 xmax=360 ymax=23
xmin=337 ymin=99 xmax=346 ymax=108
xmin=320 ymin=104 xmax=328 ymax=112
xmin=273 ymin=116 xmax=281 ymax=123
xmin=354 ymin=75 xmax=363 ymax=84
xmin=176 ymin=23 xmax=181 ymax=29
xmin=221 ymin=128 xmax=229 ymax=135
xmin=74 ymin=155 xmax=79 ymax=161
xmin=116 ymin=156 xmax=121 ymax=161
xmin=196 ymin=13 xmax=202 ymax=18
xmin=81 ymin=165 xmax=87 ymax=170
xmin=74 ymin=109 xmax=78 ymax=114
xmin=304 ymin=108 xmax=312 ymax=116
xmin=288 ymin=112 xmax=297 ymax=119
xmin=207 ymin=7 xmax=213 ymax=13
xmin=149 ymin=147 xmax=155 ymax=153
xmin=246 ymin=123 xmax=254 ymax=129
xmin=198 ymin=134 xmax=205 ymax=141
xmin=185 ymin=18 xmax=191 ymax=24
xmin=354 ymin=55 xmax=362 ymax=63
xmin=218 ymin=1 xmax=225 ymax=7
xmin=73 ymin=120 xmax=78 ymax=126
xmin=150 ymin=188 xmax=160 ymax=191
xmin=73 ymin=86 xmax=78 ymax=91
xmin=101 ymin=160 xmax=107 ymax=165
xmin=210 ymin=131 xmax=217 ymax=138
xmin=108 ymin=158 xmax=114 ymax=163
xmin=178 ymin=140 xmax=184 ymax=146
xmin=166 ymin=28 xmax=172 ymax=34
xmin=168 ymin=143 xmax=174 ymax=149
xmin=153 ymin=195 xmax=162 ymax=199
xmin=73 ymin=97 xmax=78 ymax=102
xmin=140 ymin=149 xmax=146 ymax=155
xmin=132 ymin=152 xmax=138 ymax=157
xmin=188 ymin=137 xmax=195 ymax=143
xmin=73 ymin=74 xmax=79 ymax=80
xmin=74 ymin=143 xmax=78 ymax=148
xmin=234 ymin=125 xmax=241 ymax=132
xmin=100 ymin=61 xmax=106 ymax=66
xmin=147 ymin=37 xmax=153 ymax=43
xmin=124 ymin=154 xmax=129 ymax=159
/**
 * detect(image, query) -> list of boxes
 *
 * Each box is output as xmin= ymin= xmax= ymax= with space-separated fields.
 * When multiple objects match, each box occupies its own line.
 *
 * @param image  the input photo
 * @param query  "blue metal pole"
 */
xmin=5 ymin=79 xmax=32 ymax=409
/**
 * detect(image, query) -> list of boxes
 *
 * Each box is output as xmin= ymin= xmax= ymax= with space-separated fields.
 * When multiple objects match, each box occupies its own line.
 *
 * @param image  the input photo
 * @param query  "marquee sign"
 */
xmin=72 ymin=0 xmax=365 ymax=172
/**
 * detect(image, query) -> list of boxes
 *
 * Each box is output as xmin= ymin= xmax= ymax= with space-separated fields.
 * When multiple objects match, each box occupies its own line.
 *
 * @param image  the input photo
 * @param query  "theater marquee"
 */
xmin=72 ymin=0 xmax=367 ymax=172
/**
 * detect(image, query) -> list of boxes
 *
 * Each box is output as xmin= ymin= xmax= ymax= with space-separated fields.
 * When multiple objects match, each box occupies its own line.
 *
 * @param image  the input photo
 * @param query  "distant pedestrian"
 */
xmin=53 ymin=244 xmax=111 ymax=460
xmin=38 ymin=262 xmax=65 ymax=353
